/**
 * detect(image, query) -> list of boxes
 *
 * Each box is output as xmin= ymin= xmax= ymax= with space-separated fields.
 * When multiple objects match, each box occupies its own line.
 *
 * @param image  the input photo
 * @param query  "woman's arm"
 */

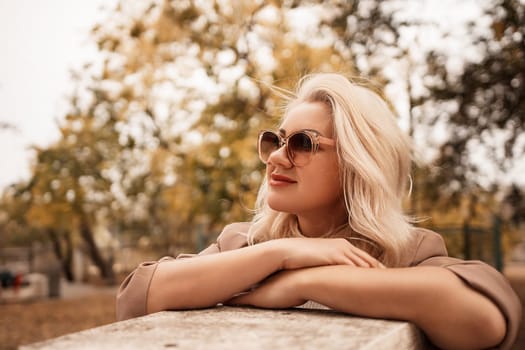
xmin=147 ymin=237 xmax=380 ymax=314
xmin=228 ymin=265 xmax=506 ymax=350
xmin=303 ymin=266 xmax=505 ymax=350
xmin=147 ymin=241 xmax=281 ymax=313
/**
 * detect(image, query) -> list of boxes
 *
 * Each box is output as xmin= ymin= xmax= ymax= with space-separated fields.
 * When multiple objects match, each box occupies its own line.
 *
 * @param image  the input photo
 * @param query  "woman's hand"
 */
xmin=268 ymin=237 xmax=384 ymax=270
xmin=225 ymin=269 xmax=307 ymax=309
xmin=225 ymin=238 xmax=383 ymax=309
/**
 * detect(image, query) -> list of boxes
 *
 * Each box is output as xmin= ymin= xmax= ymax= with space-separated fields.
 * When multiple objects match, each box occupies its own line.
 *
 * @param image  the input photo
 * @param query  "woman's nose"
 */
xmin=267 ymin=145 xmax=292 ymax=168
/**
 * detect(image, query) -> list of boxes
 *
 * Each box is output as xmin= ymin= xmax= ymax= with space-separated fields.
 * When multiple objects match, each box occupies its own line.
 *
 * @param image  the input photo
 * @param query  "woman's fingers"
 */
xmin=346 ymin=244 xmax=381 ymax=268
xmin=278 ymin=237 xmax=384 ymax=270
xmin=335 ymin=238 xmax=385 ymax=268
xmin=343 ymin=250 xmax=370 ymax=267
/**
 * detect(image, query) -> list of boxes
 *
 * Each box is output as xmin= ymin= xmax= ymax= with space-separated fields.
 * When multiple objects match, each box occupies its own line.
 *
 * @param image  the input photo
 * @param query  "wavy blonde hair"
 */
xmin=247 ymin=73 xmax=414 ymax=266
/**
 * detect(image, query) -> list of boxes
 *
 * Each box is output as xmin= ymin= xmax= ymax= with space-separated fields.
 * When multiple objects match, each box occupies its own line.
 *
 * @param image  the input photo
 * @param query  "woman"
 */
xmin=117 ymin=73 xmax=520 ymax=349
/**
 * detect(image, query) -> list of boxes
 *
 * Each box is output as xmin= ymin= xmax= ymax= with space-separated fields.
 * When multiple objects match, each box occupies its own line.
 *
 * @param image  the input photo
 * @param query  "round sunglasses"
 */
xmin=257 ymin=129 xmax=336 ymax=166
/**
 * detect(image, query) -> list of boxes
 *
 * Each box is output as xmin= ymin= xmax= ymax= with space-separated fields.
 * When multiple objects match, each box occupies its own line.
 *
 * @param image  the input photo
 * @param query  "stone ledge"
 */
xmin=21 ymin=306 xmax=427 ymax=349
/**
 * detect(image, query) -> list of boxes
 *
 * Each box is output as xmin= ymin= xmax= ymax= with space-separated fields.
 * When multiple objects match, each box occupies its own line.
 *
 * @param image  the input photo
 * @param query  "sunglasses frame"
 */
xmin=258 ymin=129 xmax=336 ymax=166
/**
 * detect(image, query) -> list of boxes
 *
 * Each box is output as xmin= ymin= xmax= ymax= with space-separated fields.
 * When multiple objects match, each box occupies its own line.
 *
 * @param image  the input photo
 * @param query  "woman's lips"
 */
xmin=269 ymin=174 xmax=297 ymax=186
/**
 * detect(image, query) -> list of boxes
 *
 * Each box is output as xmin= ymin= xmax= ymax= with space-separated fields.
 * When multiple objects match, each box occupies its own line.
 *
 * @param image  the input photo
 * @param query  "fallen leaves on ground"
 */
xmin=0 ymin=293 xmax=115 ymax=350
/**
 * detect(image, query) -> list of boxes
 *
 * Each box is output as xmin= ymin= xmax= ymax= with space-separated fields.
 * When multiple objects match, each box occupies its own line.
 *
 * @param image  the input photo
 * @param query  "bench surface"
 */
xmin=21 ymin=306 xmax=427 ymax=349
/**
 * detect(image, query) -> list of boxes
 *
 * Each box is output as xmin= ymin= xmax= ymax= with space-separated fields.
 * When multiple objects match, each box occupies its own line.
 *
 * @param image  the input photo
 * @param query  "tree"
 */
xmin=424 ymin=0 xmax=524 ymax=202
xmin=78 ymin=0 xmax=362 ymax=240
xmin=12 ymin=110 xmax=122 ymax=283
xmin=8 ymin=0 xmax=495 ymax=271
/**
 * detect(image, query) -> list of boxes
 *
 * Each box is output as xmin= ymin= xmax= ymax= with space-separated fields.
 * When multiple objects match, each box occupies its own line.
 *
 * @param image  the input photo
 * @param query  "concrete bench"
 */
xmin=21 ymin=306 xmax=427 ymax=349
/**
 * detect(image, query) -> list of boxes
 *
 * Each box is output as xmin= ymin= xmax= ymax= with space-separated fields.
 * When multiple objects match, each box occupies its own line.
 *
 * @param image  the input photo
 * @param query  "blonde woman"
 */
xmin=117 ymin=73 xmax=520 ymax=349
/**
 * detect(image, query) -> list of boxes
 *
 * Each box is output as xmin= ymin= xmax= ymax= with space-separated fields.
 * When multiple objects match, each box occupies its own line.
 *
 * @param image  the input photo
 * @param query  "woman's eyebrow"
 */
xmin=303 ymin=128 xmax=321 ymax=134
xmin=279 ymin=128 xmax=324 ymax=136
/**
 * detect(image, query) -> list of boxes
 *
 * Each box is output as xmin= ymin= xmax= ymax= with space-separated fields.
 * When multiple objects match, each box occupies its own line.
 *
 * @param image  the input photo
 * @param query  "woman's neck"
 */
xmin=296 ymin=203 xmax=348 ymax=238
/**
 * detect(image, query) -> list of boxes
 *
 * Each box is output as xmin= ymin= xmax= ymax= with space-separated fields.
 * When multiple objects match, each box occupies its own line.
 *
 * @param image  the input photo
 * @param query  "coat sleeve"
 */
xmin=115 ymin=222 xmax=250 ymax=321
xmin=411 ymin=229 xmax=521 ymax=350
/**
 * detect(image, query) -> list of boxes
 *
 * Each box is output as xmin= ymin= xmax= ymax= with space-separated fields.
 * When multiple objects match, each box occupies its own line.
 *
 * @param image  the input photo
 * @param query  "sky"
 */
xmin=0 ymin=0 xmax=113 ymax=191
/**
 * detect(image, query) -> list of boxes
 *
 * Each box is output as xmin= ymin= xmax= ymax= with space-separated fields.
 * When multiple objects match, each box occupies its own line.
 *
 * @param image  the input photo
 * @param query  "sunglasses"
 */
xmin=258 ymin=129 xmax=336 ymax=166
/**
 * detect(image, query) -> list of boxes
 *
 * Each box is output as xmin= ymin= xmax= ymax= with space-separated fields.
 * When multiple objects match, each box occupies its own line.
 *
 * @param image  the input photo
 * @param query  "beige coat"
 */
xmin=116 ymin=223 xmax=521 ymax=349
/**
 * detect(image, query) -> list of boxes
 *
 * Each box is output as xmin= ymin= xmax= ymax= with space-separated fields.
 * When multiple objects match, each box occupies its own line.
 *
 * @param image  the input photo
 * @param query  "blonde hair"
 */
xmin=247 ymin=73 xmax=414 ymax=266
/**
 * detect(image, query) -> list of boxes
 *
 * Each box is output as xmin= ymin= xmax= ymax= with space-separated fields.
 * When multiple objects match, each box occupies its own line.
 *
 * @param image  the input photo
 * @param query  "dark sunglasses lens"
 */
xmin=259 ymin=132 xmax=280 ymax=162
xmin=288 ymin=133 xmax=313 ymax=165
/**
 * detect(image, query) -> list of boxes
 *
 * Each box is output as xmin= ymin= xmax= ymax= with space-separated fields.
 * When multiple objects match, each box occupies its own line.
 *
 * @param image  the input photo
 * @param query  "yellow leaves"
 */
xmin=7 ymin=0 xmax=363 ymax=245
xmin=420 ymin=191 xmax=497 ymax=228
xmin=273 ymin=41 xmax=352 ymax=83
xmin=149 ymin=147 xmax=173 ymax=178
xmin=152 ymin=0 xmax=195 ymax=44
xmin=230 ymin=138 xmax=257 ymax=166
xmin=161 ymin=183 xmax=194 ymax=223
xmin=492 ymin=21 xmax=506 ymax=41
xmin=25 ymin=202 xmax=74 ymax=230
xmin=130 ymin=21 xmax=145 ymax=38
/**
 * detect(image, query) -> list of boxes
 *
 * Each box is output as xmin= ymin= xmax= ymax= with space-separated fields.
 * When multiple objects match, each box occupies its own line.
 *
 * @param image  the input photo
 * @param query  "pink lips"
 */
xmin=270 ymin=173 xmax=297 ymax=186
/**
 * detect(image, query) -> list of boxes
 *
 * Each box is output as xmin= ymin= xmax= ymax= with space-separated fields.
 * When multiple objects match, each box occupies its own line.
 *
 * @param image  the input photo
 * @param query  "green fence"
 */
xmin=431 ymin=216 xmax=503 ymax=271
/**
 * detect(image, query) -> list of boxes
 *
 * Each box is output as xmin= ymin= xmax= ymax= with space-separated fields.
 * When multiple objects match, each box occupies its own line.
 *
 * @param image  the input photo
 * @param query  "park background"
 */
xmin=1 ymin=0 xmax=524 ymax=349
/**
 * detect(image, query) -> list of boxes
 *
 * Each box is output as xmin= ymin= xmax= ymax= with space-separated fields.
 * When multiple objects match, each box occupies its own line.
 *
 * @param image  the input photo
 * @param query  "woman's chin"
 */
xmin=267 ymin=198 xmax=294 ymax=213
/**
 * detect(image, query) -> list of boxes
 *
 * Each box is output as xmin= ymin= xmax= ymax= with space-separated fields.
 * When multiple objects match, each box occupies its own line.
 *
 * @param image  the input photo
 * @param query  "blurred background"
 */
xmin=1 ymin=0 xmax=524 ymax=349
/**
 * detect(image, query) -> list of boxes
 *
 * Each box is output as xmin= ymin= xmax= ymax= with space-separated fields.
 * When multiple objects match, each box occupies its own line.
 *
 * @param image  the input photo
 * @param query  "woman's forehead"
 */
xmin=280 ymin=102 xmax=332 ymax=136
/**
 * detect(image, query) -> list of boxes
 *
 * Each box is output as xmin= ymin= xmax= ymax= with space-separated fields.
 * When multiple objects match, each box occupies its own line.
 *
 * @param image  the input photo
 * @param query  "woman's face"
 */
xmin=265 ymin=101 xmax=343 ymax=219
